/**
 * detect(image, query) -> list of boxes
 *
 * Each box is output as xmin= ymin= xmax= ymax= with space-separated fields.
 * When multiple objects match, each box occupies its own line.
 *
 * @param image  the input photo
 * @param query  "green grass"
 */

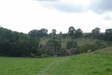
xmin=94 ymin=47 xmax=112 ymax=55
xmin=0 ymin=48 xmax=112 ymax=75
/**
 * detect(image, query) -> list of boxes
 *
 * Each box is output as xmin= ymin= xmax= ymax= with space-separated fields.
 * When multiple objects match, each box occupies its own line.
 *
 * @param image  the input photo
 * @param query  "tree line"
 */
xmin=0 ymin=26 xmax=112 ymax=57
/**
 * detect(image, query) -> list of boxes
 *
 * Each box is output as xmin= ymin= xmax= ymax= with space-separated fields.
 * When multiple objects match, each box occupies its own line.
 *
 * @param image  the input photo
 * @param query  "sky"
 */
xmin=0 ymin=0 xmax=112 ymax=33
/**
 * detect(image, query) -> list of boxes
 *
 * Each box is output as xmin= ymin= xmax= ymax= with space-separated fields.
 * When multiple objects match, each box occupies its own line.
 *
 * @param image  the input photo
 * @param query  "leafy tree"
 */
xmin=68 ymin=26 xmax=76 ymax=36
xmin=66 ymin=40 xmax=78 ymax=49
xmin=0 ymin=27 xmax=39 ymax=57
xmin=51 ymin=29 xmax=56 ymax=36
xmin=49 ymin=29 xmax=57 ymax=39
xmin=28 ymin=29 xmax=40 ymax=38
xmin=28 ymin=28 xmax=48 ymax=38
xmin=40 ymin=28 xmax=48 ymax=36
xmin=105 ymin=29 xmax=112 ymax=41
xmin=47 ymin=39 xmax=61 ymax=55
xmin=91 ymin=27 xmax=100 ymax=39
xmin=75 ymin=28 xmax=83 ymax=38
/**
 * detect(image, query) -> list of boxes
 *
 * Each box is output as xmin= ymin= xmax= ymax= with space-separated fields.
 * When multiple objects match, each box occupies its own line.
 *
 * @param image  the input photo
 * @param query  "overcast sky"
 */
xmin=0 ymin=0 xmax=112 ymax=33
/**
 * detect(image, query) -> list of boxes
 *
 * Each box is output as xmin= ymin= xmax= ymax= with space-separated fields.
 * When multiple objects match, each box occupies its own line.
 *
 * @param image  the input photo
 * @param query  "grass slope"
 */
xmin=0 ymin=47 xmax=112 ymax=75
xmin=95 ymin=47 xmax=112 ymax=55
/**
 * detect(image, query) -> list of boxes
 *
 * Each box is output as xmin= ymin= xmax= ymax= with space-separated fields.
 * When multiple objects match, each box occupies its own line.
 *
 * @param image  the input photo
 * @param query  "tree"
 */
xmin=40 ymin=28 xmax=48 ymax=36
xmin=66 ymin=40 xmax=78 ymax=49
xmin=59 ymin=32 xmax=62 ymax=35
xmin=0 ymin=27 xmax=39 ymax=57
xmin=91 ymin=27 xmax=100 ymax=39
xmin=75 ymin=28 xmax=83 ymax=38
xmin=28 ymin=28 xmax=48 ymax=38
xmin=50 ymin=29 xmax=57 ymax=39
xmin=47 ymin=39 xmax=61 ymax=55
xmin=68 ymin=26 xmax=76 ymax=36
xmin=9 ymin=35 xmax=39 ymax=57
xmin=65 ymin=40 xmax=79 ymax=55
xmin=52 ymin=29 xmax=56 ymax=35
xmin=28 ymin=29 xmax=40 ymax=38
xmin=105 ymin=29 xmax=112 ymax=41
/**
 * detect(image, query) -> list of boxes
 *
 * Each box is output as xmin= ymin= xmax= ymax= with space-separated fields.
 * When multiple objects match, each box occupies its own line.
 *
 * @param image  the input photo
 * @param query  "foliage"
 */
xmin=78 ymin=40 xmax=109 ymax=53
xmin=105 ymin=29 xmax=112 ymax=41
xmin=1 ymin=26 xmax=112 ymax=57
xmin=68 ymin=26 xmax=76 ymax=37
xmin=47 ymin=39 xmax=61 ymax=55
xmin=0 ymin=27 xmax=39 ymax=57
xmin=66 ymin=40 xmax=78 ymax=49
xmin=75 ymin=28 xmax=83 ymax=38
xmin=28 ymin=28 xmax=48 ymax=38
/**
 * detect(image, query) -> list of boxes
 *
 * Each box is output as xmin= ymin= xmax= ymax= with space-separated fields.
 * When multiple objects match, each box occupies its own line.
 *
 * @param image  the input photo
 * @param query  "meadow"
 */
xmin=0 ymin=47 xmax=112 ymax=75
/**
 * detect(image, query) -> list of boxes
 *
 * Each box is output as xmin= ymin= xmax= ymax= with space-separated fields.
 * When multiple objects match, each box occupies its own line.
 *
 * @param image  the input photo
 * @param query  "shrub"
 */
xmin=94 ymin=41 xmax=107 ymax=49
xmin=66 ymin=40 xmax=78 ymax=49
xmin=78 ymin=41 xmax=108 ymax=53
xmin=79 ymin=44 xmax=95 ymax=53
xmin=47 ymin=39 xmax=61 ymax=55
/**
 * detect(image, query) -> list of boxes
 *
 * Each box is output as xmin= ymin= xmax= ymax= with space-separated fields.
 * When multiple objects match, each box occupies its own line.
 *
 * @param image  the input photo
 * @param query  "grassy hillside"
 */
xmin=0 ymin=47 xmax=112 ymax=75
xmin=94 ymin=47 xmax=112 ymax=55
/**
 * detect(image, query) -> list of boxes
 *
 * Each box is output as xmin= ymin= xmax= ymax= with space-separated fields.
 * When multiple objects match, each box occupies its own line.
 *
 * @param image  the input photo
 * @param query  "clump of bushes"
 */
xmin=79 ymin=44 xmax=95 ymax=53
xmin=66 ymin=40 xmax=78 ymax=49
xmin=78 ymin=41 xmax=108 ymax=53
xmin=38 ymin=38 xmax=62 ymax=57
xmin=38 ymin=39 xmax=79 ymax=57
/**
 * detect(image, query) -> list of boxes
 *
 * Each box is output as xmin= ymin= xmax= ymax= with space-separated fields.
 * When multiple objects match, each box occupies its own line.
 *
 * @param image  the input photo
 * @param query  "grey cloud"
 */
xmin=36 ymin=0 xmax=112 ymax=13
xmin=38 ymin=1 xmax=85 ymax=13
xmin=104 ymin=15 xmax=112 ymax=20
xmin=91 ymin=0 xmax=112 ymax=13
xmin=48 ymin=3 xmax=83 ymax=12
xmin=35 ymin=0 xmax=58 ymax=1
xmin=35 ymin=0 xmax=86 ymax=12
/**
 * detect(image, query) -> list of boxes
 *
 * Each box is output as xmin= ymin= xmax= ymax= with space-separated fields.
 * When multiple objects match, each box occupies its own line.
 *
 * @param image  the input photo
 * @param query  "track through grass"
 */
xmin=0 ymin=50 xmax=112 ymax=75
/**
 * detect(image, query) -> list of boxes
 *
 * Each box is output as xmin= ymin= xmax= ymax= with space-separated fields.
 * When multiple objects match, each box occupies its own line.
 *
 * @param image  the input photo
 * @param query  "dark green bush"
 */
xmin=47 ymin=39 xmax=61 ymax=55
xmin=66 ymin=40 xmax=78 ymax=49
xmin=79 ymin=44 xmax=94 ymax=53
xmin=78 ymin=41 xmax=108 ymax=53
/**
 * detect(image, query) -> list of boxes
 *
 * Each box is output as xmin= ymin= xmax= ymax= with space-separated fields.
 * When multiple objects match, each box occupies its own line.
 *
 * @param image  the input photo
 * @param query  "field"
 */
xmin=0 ymin=47 xmax=112 ymax=75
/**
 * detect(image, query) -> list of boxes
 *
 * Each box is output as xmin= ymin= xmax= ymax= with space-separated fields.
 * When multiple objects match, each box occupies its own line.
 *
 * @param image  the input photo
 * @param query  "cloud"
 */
xmin=36 ymin=0 xmax=112 ymax=13
xmin=0 ymin=0 xmax=112 ymax=33
xmin=46 ymin=3 xmax=84 ymax=12
xmin=90 ymin=0 xmax=112 ymax=13
xmin=103 ymin=13 xmax=112 ymax=20
xmin=35 ymin=0 xmax=58 ymax=2
xmin=104 ymin=16 xmax=112 ymax=20
xmin=37 ymin=0 xmax=90 ymax=13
